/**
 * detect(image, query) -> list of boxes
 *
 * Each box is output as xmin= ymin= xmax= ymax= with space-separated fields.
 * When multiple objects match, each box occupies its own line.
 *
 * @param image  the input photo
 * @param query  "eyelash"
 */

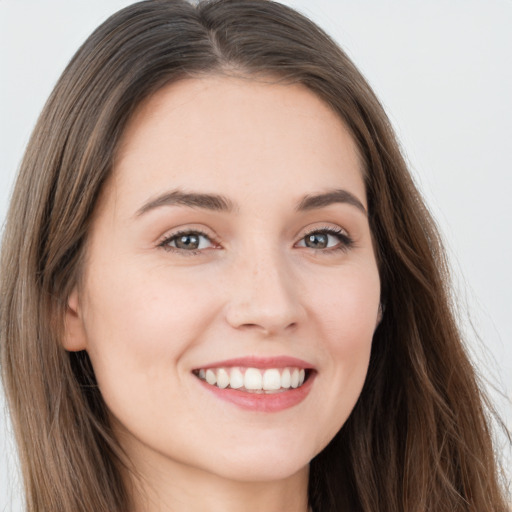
xmin=158 ymin=229 xmax=218 ymax=256
xmin=300 ymin=226 xmax=354 ymax=253
xmin=158 ymin=226 xmax=354 ymax=255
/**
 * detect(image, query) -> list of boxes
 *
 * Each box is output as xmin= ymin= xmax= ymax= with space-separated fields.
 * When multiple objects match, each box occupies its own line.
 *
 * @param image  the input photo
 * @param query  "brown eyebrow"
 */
xmin=135 ymin=187 xmax=366 ymax=218
xmin=135 ymin=189 xmax=235 ymax=217
xmin=296 ymin=189 xmax=367 ymax=215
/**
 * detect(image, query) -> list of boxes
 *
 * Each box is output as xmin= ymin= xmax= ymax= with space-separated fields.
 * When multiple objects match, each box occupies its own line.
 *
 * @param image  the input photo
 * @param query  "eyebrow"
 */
xmin=296 ymin=189 xmax=367 ymax=215
xmin=135 ymin=190 xmax=235 ymax=217
xmin=135 ymin=187 xmax=366 ymax=217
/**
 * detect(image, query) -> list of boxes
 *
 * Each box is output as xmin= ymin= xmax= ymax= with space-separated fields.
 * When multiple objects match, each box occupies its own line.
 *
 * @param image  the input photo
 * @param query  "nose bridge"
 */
xmin=225 ymin=241 xmax=303 ymax=334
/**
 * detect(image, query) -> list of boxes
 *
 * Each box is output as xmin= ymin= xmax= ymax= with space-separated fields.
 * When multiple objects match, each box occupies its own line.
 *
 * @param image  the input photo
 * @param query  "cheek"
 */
xmin=80 ymin=268 xmax=226 ymax=452
xmin=81 ymin=265 xmax=220 ymax=396
xmin=328 ymin=276 xmax=378 ymax=384
xmin=309 ymin=261 xmax=380 ymax=347
xmin=304 ymin=263 xmax=379 ymax=442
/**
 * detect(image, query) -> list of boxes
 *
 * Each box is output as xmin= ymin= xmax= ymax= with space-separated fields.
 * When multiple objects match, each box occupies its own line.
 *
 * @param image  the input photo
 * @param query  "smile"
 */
xmin=192 ymin=356 xmax=316 ymax=412
xmin=193 ymin=367 xmax=309 ymax=393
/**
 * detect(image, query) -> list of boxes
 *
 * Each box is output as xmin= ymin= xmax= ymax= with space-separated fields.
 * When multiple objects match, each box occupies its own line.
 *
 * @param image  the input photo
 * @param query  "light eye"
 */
xmin=302 ymin=232 xmax=336 ymax=249
xmin=296 ymin=228 xmax=353 ymax=252
xmin=162 ymin=231 xmax=213 ymax=251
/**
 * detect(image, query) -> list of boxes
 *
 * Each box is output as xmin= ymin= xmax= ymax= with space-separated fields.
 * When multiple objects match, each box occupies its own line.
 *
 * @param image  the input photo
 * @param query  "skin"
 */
xmin=64 ymin=76 xmax=381 ymax=512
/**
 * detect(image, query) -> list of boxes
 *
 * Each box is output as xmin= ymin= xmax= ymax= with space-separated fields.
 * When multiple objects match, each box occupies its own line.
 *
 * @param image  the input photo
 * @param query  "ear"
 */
xmin=375 ymin=302 xmax=384 ymax=328
xmin=62 ymin=288 xmax=88 ymax=352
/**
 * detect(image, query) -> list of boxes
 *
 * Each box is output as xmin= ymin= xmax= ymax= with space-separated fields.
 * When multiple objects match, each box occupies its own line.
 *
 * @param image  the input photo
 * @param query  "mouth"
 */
xmin=191 ymin=356 xmax=316 ymax=412
xmin=192 ymin=366 xmax=312 ymax=394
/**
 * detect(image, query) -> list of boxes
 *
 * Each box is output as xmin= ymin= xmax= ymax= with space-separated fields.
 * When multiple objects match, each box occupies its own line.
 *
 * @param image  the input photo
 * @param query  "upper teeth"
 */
xmin=196 ymin=367 xmax=307 ymax=392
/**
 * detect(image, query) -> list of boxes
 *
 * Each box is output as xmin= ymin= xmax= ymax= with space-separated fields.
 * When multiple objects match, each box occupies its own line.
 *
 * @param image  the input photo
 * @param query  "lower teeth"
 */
xmin=221 ymin=386 xmax=287 ymax=394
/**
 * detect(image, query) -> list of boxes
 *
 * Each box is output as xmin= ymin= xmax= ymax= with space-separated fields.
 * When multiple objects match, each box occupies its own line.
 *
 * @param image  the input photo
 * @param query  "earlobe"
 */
xmin=62 ymin=288 xmax=88 ymax=352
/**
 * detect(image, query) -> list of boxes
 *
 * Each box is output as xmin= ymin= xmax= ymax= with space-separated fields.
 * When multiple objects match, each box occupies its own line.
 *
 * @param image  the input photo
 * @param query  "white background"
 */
xmin=1 ymin=1 xmax=510 ymax=509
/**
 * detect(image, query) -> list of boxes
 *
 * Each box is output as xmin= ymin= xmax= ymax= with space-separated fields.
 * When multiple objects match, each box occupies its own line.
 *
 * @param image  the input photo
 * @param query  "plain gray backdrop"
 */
xmin=1 ymin=1 xmax=511 ymax=509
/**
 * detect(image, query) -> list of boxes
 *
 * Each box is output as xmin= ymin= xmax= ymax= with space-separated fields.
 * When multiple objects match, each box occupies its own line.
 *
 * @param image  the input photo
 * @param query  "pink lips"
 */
xmin=196 ymin=355 xmax=314 ymax=370
xmin=193 ymin=356 xmax=316 ymax=413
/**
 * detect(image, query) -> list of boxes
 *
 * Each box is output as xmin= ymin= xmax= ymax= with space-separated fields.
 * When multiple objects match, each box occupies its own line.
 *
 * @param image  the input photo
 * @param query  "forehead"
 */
xmin=110 ymin=75 xmax=366 ymax=213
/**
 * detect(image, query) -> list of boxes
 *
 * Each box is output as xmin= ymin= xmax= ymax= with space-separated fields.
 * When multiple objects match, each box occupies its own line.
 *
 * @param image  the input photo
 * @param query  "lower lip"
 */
xmin=196 ymin=373 xmax=315 ymax=412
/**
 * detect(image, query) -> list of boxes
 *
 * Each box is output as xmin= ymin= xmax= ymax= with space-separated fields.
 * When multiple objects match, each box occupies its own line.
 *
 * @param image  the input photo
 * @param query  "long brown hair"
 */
xmin=0 ymin=1 xmax=509 ymax=510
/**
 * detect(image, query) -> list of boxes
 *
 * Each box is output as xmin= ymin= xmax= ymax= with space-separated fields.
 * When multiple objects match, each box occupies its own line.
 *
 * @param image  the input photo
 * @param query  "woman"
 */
xmin=0 ymin=0 xmax=509 ymax=510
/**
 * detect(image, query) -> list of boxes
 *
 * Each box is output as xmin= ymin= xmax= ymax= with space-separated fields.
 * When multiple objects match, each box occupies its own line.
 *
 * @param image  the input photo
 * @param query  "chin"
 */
xmin=210 ymin=457 xmax=310 ymax=484
xmin=197 ymin=434 xmax=317 ymax=483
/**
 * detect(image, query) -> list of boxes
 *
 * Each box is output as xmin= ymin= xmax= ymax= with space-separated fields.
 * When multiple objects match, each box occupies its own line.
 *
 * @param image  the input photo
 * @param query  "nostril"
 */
xmin=235 ymin=321 xmax=298 ymax=336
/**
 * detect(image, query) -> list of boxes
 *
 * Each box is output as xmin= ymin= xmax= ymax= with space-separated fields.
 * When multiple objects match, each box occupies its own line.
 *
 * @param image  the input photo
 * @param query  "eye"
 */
xmin=295 ymin=227 xmax=353 ymax=252
xmin=159 ymin=230 xmax=215 ymax=252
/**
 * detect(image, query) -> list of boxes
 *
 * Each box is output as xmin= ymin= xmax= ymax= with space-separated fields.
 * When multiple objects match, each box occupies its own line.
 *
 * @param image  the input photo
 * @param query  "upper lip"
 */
xmin=193 ymin=355 xmax=314 ymax=370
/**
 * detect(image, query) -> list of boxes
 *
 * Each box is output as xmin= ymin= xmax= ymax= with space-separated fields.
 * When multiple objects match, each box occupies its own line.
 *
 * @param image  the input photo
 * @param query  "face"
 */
xmin=65 ymin=76 xmax=380 ymax=485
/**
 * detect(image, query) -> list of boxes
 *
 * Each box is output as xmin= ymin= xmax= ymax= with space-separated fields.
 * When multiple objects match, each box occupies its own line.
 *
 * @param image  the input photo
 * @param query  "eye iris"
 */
xmin=305 ymin=232 xmax=328 ymax=249
xmin=175 ymin=234 xmax=200 ymax=250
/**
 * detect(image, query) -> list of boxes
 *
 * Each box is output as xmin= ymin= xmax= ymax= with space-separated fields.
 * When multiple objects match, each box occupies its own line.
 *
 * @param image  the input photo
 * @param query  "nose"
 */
xmin=224 ymin=248 xmax=305 ymax=336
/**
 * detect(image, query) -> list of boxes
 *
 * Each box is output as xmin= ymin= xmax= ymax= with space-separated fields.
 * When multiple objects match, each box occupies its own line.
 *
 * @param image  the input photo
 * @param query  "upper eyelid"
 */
xmin=157 ymin=226 xmax=218 ymax=244
xmin=296 ymin=227 xmax=352 ymax=245
xmin=295 ymin=223 xmax=350 ymax=240
xmin=302 ymin=225 xmax=346 ymax=235
xmin=159 ymin=225 xmax=348 ymax=239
